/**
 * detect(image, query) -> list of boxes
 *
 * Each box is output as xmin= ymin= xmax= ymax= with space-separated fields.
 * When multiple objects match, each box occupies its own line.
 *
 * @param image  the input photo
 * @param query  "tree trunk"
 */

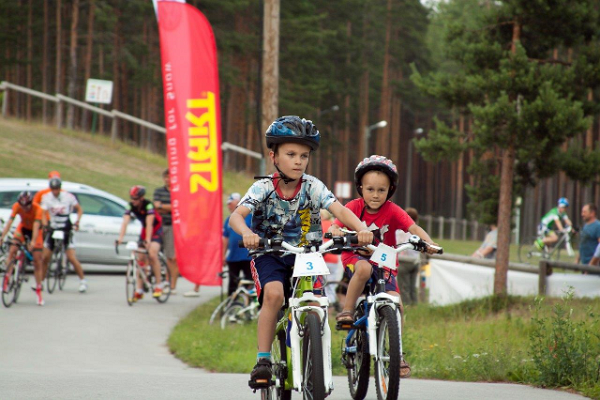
xmin=376 ymin=0 xmax=393 ymax=157
xmin=80 ymin=0 xmax=95 ymax=130
xmin=261 ymin=0 xmax=280 ymax=167
xmin=456 ymin=114 xmax=465 ymax=219
xmin=56 ymin=0 xmax=62 ymax=94
xmin=26 ymin=0 xmax=33 ymax=121
xmin=66 ymin=0 xmax=80 ymax=129
xmin=42 ymin=0 xmax=49 ymax=123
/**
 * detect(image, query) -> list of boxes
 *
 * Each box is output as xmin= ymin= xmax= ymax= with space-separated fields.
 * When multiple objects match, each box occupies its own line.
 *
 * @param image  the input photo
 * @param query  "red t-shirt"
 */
xmin=335 ymin=198 xmax=414 ymax=265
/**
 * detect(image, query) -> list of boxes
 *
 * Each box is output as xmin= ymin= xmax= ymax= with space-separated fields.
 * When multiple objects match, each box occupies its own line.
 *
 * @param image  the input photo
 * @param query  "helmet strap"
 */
xmin=274 ymin=163 xmax=295 ymax=184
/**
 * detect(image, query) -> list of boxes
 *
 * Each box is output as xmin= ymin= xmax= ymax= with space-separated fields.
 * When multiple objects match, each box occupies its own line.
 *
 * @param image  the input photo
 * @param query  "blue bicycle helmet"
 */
xmin=265 ymin=116 xmax=320 ymax=151
xmin=558 ymin=197 xmax=569 ymax=208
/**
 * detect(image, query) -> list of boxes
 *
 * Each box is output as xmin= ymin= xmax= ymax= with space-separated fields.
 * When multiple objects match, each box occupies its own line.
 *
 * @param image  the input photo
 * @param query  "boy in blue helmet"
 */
xmin=536 ymin=198 xmax=572 ymax=250
xmin=229 ymin=115 xmax=374 ymax=388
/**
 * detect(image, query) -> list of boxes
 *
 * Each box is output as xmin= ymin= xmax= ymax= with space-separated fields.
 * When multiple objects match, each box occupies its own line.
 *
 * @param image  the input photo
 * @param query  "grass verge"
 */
xmin=168 ymin=294 xmax=600 ymax=398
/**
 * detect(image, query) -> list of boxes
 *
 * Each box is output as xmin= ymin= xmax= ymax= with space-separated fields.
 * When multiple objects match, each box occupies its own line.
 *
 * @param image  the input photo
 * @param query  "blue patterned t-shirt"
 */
xmin=238 ymin=174 xmax=337 ymax=246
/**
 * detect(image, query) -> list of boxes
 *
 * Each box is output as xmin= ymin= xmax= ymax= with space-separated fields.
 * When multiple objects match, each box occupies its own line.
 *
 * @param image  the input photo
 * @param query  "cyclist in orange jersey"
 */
xmin=1 ymin=191 xmax=45 ymax=305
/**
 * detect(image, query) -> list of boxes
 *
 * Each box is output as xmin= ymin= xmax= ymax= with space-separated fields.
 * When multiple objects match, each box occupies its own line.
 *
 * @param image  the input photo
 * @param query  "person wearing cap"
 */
xmin=1 ymin=191 xmax=45 ymax=305
xmin=536 ymin=198 xmax=572 ymax=250
xmin=222 ymin=193 xmax=252 ymax=296
xmin=154 ymin=169 xmax=179 ymax=294
xmin=40 ymin=178 xmax=88 ymax=293
xmin=33 ymin=171 xmax=62 ymax=227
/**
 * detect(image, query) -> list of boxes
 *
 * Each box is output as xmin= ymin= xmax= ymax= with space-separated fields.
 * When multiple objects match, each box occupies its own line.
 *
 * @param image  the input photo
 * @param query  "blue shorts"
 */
xmin=251 ymin=254 xmax=325 ymax=304
xmin=343 ymin=253 xmax=399 ymax=293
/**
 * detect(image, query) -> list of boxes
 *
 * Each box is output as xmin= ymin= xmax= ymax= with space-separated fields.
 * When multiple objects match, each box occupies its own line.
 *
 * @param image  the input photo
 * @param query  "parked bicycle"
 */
xmin=2 ymin=238 xmax=33 ymax=308
xmin=116 ymin=241 xmax=170 ymax=305
xmin=247 ymin=232 xmax=357 ymax=400
xmin=46 ymin=229 xmax=71 ymax=293
xmin=209 ymin=273 xmax=261 ymax=329
xmin=518 ymin=225 xmax=577 ymax=265
xmin=341 ymin=235 xmax=443 ymax=400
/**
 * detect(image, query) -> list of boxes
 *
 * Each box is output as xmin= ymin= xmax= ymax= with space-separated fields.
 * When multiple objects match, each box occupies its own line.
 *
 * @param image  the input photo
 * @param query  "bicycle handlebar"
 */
xmin=364 ymin=235 xmax=443 ymax=255
xmin=238 ymin=234 xmax=358 ymax=256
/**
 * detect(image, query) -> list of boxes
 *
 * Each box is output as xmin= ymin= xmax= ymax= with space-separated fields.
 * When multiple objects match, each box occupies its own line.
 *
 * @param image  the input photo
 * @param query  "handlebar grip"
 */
xmin=348 ymin=235 xmax=359 ymax=245
xmin=238 ymin=239 xmax=268 ymax=248
xmin=238 ymin=240 xmax=245 ymax=248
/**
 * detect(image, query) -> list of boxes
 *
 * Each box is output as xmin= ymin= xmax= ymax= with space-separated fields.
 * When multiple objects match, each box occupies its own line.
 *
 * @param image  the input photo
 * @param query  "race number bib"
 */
xmin=293 ymin=253 xmax=330 ymax=277
xmin=370 ymin=243 xmax=397 ymax=270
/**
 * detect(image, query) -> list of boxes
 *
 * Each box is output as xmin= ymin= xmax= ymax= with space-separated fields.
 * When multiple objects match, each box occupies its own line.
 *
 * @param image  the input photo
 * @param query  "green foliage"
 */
xmin=529 ymin=290 xmax=600 ymax=389
xmin=411 ymin=0 xmax=600 ymax=224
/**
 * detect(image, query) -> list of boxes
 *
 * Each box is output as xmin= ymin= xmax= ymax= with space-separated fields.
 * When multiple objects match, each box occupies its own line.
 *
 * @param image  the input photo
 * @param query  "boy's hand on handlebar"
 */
xmin=357 ymin=230 xmax=373 ymax=247
xmin=328 ymin=226 xmax=345 ymax=237
xmin=242 ymin=232 xmax=261 ymax=249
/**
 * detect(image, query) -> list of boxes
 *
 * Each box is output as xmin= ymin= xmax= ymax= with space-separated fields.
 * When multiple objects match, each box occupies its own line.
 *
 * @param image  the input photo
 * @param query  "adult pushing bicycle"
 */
xmin=340 ymin=235 xmax=443 ymax=400
xmin=244 ymin=232 xmax=361 ymax=400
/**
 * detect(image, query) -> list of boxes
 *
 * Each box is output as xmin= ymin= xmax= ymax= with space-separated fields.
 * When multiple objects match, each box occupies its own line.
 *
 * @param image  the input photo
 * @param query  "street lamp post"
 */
xmin=405 ymin=128 xmax=423 ymax=207
xmin=364 ymin=120 xmax=387 ymax=159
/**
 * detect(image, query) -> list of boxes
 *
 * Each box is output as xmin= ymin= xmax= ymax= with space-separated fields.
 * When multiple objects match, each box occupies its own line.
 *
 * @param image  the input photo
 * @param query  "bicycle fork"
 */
xmin=288 ymin=293 xmax=333 ymax=395
xmin=366 ymin=293 xmax=402 ymax=361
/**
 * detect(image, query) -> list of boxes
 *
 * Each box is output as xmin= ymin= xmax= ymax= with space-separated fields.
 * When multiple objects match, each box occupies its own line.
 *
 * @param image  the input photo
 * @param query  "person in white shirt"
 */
xmin=40 ymin=178 xmax=88 ymax=292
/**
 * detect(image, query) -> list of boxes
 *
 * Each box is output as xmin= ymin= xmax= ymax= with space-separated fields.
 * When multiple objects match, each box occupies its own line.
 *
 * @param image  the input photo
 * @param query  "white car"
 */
xmin=0 ymin=178 xmax=141 ymax=265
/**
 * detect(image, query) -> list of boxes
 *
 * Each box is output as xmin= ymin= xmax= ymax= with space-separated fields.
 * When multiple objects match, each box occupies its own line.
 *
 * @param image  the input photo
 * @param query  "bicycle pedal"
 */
xmin=336 ymin=322 xmax=353 ymax=331
xmin=248 ymin=378 xmax=274 ymax=389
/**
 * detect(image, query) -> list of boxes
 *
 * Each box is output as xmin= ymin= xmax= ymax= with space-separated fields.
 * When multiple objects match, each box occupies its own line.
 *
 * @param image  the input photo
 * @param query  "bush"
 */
xmin=528 ymin=289 xmax=600 ymax=389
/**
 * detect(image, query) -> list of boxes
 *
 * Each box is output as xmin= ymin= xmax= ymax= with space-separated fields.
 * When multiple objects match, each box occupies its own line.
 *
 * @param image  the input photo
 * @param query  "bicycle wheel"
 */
xmin=518 ymin=240 xmax=546 ymax=265
xmin=2 ymin=259 xmax=18 ymax=308
xmin=374 ymin=306 xmax=400 ymax=400
xmin=154 ymin=257 xmax=171 ymax=303
xmin=346 ymin=328 xmax=370 ymax=400
xmin=302 ymin=312 xmax=326 ymax=400
xmin=209 ymin=297 xmax=233 ymax=325
xmin=220 ymin=301 xmax=246 ymax=329
xmin=260 ymin=386 xmax=274 ymax=400
xmin=46 ymin=251 xmax=58 ymax=294
xmin=126 ymin=261 xmax=136 ymax=306
xmin=272 ymin=329 xmax=292 ymax=400
xmin=58 ymin=251 xmax=68 ymax=291
xmin=14 ymin=258 xmax=26 ymax=303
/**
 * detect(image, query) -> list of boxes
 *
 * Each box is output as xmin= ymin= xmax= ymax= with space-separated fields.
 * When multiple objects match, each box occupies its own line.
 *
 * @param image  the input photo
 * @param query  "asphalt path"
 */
xmin=0 ymin=271 xmax=588 ymax=400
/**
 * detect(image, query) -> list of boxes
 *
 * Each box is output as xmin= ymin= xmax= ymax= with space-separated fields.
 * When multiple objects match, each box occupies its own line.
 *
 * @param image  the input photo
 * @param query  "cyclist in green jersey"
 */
xmin=536 ymin=198 xmax=572 ymax=250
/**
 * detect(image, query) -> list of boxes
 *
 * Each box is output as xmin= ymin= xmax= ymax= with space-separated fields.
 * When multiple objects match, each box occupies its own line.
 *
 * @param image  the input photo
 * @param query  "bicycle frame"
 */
xmin=281 ymin=275 xmax=333 ymax=394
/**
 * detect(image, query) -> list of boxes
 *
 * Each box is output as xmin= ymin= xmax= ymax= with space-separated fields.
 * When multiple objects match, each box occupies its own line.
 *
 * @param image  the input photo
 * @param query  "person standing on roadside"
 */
xmin=222 ymin=193 xmax=252 ymax=295
xmin=577 ymin=203 xmax=600 ymax=266
xmin=154 ymin=169 xmax=179 ymax=294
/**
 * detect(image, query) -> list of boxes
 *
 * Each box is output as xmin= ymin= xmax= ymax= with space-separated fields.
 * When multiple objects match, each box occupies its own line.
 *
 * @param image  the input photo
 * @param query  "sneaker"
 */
xmin=153 ymin=287 xmax=163 ymax=298
xmin=130 ymin=291 xmax=144 ymax=303
xmin=35 ymin=288 xmax=45 ymax=306
xmin=249 ymin=359 xmax=272 ymax=388
xmin=184 ymin=290 xmax=200 ymax=297
xmin=31 ymin=283 xmax=44 ymax=291
xmin=169 ymin=289 xmax=177 ymax=295
xmin=400 ymin=355 xmax=411 ymax=378
xmin=79 ymin=280 xmax=88 ymax=293
xmin=534 ymin=238 xmax=544 ymax=251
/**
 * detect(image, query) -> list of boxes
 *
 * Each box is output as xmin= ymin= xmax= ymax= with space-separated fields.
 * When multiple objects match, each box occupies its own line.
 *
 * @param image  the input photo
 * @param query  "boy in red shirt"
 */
xmin=331 ymin=155 xmax=437 ymax=378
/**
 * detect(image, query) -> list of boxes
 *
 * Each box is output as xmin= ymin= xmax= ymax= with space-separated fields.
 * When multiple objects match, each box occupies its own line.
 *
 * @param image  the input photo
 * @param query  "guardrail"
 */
xmin=0 ymin=81 xmax=264 ymax=170
xmin=539 ymin=259 xmax=600 ymax=295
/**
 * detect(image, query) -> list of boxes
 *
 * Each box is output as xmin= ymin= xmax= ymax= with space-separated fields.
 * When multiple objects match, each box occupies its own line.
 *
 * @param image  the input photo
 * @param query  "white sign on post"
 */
xmin=334 ymin=181 xmax=352 ymax=200
xmin=85 ymin=79 xmax=113 ymax=104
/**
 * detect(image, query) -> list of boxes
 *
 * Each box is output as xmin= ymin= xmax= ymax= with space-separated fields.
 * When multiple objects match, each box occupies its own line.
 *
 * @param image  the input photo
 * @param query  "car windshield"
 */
xmin=0 ymin=191 xmax=21 ymax=208
xmin=74 ymin=193 xmax=126 ymax=217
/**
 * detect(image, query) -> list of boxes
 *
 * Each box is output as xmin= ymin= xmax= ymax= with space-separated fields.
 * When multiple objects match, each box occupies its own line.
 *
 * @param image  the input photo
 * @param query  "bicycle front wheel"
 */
xmin=374 ymin=306 xmax=400 ymax=400
xmin=302 ymin=312 xmax=326 ymax=400
xmin=58 ymin=254 xmax=68 ymax=291
xmin=154 ymin=257 xmax=171 ymax=303
xmin=220 ymin=301 xmax=246 ymax=329
xmin=272 ymin=328 xmax=292 ymax=400
xmin=518 ymin=240 xmax=546 ymax=265
xmin=46 ymin=252 xmax=58 ymax=294
xmin=2 ymin=259 xmax=18 ymax=307
xmin=126 ymin=261 xmax=136 ymax=306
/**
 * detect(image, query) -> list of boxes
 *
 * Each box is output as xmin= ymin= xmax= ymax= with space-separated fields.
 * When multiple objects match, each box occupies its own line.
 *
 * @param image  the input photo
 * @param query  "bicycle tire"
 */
xmin=14 ymin=257 xmax=26 ymax=303
xmin=1 ymin=258 xmax=18 ymax=308
xmin=209 ymin=297 xmax=233 ymax=325
xmin=518 ymin=240 xmax=546 ymax=265
xmin=220 ymin=301 xmax=246 ymax=329
xmin=346 ymin=328 xmax=370 ymax=400
xmin=302 ymin=312 xmax=326 ymax=400
xmin=154 ymin=257 xmax=171 ymax=303
xmin=272 ymin=328 xmax=292 ymax=400
xmin=46 ymin=250 xmax=58 ymax=293
xmin=58 ymin=251 xmax=68 ymax=291
xmin=374 ymin=306 xmax=400 ymax=400
xmin=260 ymin=386 xmax=274 ymax=400
xmin=126 ymin=261 xmax=136 ymax=306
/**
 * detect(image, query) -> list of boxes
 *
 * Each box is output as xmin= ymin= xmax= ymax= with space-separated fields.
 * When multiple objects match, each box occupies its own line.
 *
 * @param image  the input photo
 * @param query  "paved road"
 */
xmin=0 ymin=273 xmax=588 ymax=400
